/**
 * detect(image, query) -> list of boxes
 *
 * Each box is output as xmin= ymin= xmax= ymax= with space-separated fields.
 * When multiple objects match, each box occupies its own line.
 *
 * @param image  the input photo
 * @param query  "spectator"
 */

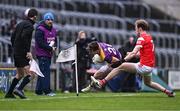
xmin=1 ymin=24 xmax=5 ymax=36
xmin=74 ymin=30 xmax=96 ymax=91
xmin=35 ymin=12 xmax=57 ymax=96
xmin=5 ymin=23 xmax=11 ymax=36
xmin=9 ymin=18 xmax=17 ymax=35
xmin=119 ymin=36 xmax=139 ymax=63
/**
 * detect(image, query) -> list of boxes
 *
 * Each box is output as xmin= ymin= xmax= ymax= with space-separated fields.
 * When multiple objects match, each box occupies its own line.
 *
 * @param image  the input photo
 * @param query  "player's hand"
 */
xmin=26 ymin=52 xmax=33 ymax=60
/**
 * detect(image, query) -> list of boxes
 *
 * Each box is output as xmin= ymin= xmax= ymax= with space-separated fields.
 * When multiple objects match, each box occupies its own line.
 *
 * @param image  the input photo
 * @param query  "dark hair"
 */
xmin=135 ymin=19 xmax=149 ymax=31
xmin=86 ymin=41 xmax=99 ymax=52
xmin=27 ymin=8 xmax=38 ymax=18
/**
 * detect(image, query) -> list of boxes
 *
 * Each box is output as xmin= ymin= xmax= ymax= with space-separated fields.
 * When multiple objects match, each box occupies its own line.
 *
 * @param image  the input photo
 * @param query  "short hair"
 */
xmin=135 ymin=19 xmax=149 ymax=31
xmin=25 ymin=8 xmax=38 ymax=18
xmin=78 ymin=30 xmax=86 ymax=37
xmin=86 ymin=41 xmax=99 ymax=52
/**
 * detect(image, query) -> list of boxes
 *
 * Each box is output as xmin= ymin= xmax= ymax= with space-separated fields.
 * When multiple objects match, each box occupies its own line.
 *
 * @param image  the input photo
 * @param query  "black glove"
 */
xmin=111 ymin=59 xmax=126 ymax=68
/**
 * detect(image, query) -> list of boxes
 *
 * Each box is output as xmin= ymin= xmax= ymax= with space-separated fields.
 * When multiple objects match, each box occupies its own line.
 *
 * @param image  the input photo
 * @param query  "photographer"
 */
xmin=74 ymin=31 xmax=96 ymax=91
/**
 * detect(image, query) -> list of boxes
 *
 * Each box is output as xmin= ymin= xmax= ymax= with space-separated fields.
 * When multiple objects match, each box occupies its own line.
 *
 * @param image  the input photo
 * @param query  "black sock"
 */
xmin=18 ymin=75 xmax=32 ymax=90
xmin=7 ymin=78 xmax=20 ymax=94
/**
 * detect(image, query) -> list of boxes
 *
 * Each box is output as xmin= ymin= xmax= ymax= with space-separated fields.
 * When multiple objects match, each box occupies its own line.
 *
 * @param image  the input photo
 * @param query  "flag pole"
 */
xmin=75 ymin=44 xmax=79 ymax=96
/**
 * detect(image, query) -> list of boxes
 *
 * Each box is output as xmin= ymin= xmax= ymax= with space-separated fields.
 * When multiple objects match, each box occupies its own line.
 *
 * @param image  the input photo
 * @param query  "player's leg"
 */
xmin=82 ymin=65 xmax=111 ymax=92
xmin=143 ymin=75 xmax=175 ymax=97
xmin=94 ymin=65 xmax=112 ymax=79
xmin=81 ymin=81 xmax=94 ymax=92
xmin=137 ymin=64 xmax=175 ymax=97
xmin=105 ymin=63 xmax=136 ymax=81
xmin=91 ymin=63 xmax=137 ymax=88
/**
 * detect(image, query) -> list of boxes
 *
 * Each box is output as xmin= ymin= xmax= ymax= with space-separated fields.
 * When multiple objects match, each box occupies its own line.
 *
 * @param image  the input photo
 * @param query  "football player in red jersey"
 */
xmin=91 ymin=19 xmax=175 ymax=97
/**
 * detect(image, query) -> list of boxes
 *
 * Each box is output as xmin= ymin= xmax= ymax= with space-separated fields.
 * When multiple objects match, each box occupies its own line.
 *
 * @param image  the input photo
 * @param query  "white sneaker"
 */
xmin=46 ymin=92 xmax=56 ymax=96
xmin=81 ymin=85 xmax=92 ymax=92
xmin=90 ymin=76 xmax=102 ymax=89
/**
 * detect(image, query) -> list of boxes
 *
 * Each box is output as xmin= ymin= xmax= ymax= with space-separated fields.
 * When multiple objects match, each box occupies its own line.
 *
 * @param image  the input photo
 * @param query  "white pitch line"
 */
xmin=0 ymin=93 xmax=139 ymax=101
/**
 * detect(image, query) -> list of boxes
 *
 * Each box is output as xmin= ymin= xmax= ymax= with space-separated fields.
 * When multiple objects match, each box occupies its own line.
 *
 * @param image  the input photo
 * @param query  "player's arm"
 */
xmin=104 ymin=54 xmax=119 ymax=64
xmin=124 ymin=45 xmax=141 ymax=61
xmin=111 ymin=46 xmax=140 ymax=68
xmin=110 ymin=56 xmax=126 ymax=68
xmin=111 ymin=56 xmax=119 ymax=63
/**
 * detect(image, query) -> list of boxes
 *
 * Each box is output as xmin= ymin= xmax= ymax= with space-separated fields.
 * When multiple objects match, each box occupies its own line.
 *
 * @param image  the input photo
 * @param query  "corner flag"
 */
xmin=56 ymin=45 xmax=76 ymax=62
xmin=56 ymin=45 xmax=79 ymax=96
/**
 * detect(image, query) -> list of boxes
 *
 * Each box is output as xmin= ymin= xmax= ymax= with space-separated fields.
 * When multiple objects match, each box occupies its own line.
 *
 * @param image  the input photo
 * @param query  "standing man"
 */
xmin=5 ymin=8 xmax=38 ymax=99
xmin=91 ymin=19 xmax=175 ymax=97
xmin=35 ymin=12 xmax=57 ymax=96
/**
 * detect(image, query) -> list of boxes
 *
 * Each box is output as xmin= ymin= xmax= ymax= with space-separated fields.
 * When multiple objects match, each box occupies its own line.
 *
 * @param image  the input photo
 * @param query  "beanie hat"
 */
xmin=43 ymin=12 xmax=54 ymax=21
xmin=25 ymin=8 xmax=38 ymax=18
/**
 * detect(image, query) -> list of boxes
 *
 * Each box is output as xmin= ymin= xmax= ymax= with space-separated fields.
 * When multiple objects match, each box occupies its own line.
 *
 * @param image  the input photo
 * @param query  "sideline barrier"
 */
xmin=0 ymin=68 xmax=16 ymax=93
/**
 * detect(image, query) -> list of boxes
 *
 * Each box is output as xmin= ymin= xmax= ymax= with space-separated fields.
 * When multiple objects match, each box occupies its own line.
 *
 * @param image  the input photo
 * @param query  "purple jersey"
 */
xmin=98 ymin=42 xmax=122 ymax=63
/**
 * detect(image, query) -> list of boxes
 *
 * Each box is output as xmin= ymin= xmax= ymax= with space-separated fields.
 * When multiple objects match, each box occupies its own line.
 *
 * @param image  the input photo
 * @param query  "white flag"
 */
xmin=29 ymin=59 xmax=44 ymax=77
xmin=56 ymin=45 xmax=76 ymax=63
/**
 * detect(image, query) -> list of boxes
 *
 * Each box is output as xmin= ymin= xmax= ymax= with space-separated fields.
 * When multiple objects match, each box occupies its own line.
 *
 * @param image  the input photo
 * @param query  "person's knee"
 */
xmin=143 ymin=75 xmax=152 ymax=87
xmin=94 ymin=73 xmax=101 ymax=79
xmin=144 ymin=81 xmax=151 ymax=87
xmin=16 ymin=68 xmax=25 ymax=79
xmin=94 ymin=71 xmax=106 ymax=79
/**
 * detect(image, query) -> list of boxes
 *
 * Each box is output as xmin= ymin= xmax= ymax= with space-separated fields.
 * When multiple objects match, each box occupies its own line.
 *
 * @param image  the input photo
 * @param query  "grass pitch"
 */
xmin=0 ymin=91 xmax=179 ymax=110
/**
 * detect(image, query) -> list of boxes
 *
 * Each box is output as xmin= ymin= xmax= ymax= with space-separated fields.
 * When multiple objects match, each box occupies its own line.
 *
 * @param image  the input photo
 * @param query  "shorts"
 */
xmin=135 ymin=63 xmax=153 ymax=76
xmin=14 ymin=55 xmax=30 ymax=68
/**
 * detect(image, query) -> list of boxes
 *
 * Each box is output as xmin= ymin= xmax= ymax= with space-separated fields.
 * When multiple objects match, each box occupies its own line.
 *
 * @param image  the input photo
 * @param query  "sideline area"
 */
xmin=0 ymin=91 xmax=179 ymax=110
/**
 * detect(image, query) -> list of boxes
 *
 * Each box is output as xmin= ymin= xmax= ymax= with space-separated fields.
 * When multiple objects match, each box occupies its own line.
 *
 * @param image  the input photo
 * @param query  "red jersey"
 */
xmin=136 ymin=32 xmax=155 ymax=67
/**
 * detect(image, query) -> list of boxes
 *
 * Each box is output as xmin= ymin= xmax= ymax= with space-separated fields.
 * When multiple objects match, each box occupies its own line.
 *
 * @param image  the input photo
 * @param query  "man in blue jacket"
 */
xmin=35 ymin=12 xmax=57 ymax=96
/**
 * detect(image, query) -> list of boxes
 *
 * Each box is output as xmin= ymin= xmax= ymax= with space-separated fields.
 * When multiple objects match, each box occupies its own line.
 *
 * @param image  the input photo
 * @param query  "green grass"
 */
xmin=0 ymin=91 xmax=180 ymax=110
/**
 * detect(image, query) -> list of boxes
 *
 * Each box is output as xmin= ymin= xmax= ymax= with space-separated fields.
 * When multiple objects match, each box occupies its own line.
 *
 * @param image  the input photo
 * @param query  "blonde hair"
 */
xmin=78 ymin=30 xmax=86 ymax=37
